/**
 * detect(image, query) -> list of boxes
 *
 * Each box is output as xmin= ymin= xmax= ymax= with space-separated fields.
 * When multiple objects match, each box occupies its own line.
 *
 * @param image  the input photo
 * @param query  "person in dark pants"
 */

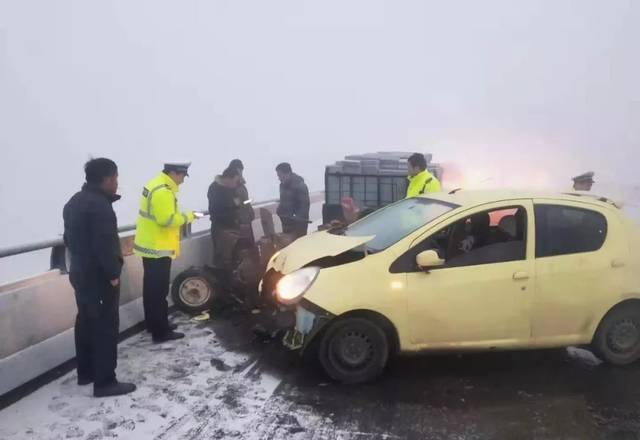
xmin=208 ymin=166 xmax=243 ymax=269
xmin=276 ymin=162 xmax=310 ymax=238
xmin=63 ymin=158 xmax=136 ymax=398
xmin=192 ymin=167 xmax=244 ymax=322
xmin=210 ymin=167 xmax=243 ymax=276
xmin=142 ymin=256 xmax=173 ymax=333
xmin=228 ymin=159 xmax=255 ymax=244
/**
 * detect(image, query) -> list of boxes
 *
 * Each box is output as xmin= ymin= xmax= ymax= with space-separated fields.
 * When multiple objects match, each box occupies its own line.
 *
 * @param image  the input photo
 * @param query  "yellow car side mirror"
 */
xmin=416 ymin=250 xmax=445 ymax=271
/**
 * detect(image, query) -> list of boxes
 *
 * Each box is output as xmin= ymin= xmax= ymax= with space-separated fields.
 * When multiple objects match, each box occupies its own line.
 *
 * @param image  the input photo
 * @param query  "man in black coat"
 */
xmin=192 ymin=167 xmax=244 ymax=322
xmin=208 ymin=166 xmax=243 ymax=269
xmin=276 ymin=162 xmax=310 ymax=238
xmin=63 ymin=158 xmax=136 ymax=398
xmin=228 ymin=159 xmax=255 ymax=244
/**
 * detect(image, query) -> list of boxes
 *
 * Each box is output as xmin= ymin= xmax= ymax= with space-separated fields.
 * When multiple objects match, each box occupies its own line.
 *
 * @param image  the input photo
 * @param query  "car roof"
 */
xmin=420 ymin=189 xmax=621 ymax=210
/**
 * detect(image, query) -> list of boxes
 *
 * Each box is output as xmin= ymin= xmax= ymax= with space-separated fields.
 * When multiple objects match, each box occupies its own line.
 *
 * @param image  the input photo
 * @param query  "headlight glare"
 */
xmin=276 ymin=267 xmax=320 ymax=304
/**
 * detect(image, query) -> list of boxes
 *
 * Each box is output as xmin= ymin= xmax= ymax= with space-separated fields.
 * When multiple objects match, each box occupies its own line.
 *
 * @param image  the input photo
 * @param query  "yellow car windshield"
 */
xmin=336 ymin=198 xmax=457 ymax=252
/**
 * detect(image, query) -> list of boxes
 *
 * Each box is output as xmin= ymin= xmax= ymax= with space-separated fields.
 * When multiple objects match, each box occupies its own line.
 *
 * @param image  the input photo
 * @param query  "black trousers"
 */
xmin=74 ymin=285 xmax=119 ymax=387
xmin=211 ymin=227 xmax=241 ymax=269
xmin=281 ymin=218 xmax=308 ymax=238
xmin=142 ymin=257 xmax=172 ymax=337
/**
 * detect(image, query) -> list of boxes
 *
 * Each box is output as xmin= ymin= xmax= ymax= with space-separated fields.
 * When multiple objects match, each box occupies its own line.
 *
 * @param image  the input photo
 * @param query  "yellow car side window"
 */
xmin=390 ymin=205 xmax=528 ymax=273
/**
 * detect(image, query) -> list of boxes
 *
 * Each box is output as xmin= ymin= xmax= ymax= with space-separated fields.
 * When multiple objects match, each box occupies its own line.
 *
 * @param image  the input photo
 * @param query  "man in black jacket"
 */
xmin=192 ymin=167 xmax=244 ymax=322
xmin=276 ymin=162 xmax=310 ymax=238
xmin=208 ymin=166 xmax=243 ymax=269
xmin=228 ymin=159 xmax=255 ymax=244
xmin=63 ymin=158 xmax=136 ymax=398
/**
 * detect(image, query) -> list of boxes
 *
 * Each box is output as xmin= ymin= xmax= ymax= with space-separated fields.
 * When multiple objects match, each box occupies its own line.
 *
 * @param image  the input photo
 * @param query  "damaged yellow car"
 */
xmin=259 ymin=191 xmax=640 ymax=384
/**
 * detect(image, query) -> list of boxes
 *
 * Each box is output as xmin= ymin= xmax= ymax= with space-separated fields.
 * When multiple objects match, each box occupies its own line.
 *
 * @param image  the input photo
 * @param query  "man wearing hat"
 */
xmin=572 ymin=171 xmax=595 ymax=192
xmin=134 ymin=162 xmax=199 ymax=343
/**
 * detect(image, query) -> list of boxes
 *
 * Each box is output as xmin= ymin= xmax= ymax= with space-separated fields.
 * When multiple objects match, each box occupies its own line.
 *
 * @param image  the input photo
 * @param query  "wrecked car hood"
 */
xmin=271 ymin=231 xmax=375 ymax=274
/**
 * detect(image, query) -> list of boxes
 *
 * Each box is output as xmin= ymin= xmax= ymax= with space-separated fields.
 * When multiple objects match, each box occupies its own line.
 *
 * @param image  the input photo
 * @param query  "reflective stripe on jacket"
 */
xmin=134 ymin=172 xmax=194 ymax=259
xmin=406 ymin=170 xmax=441 ymax=198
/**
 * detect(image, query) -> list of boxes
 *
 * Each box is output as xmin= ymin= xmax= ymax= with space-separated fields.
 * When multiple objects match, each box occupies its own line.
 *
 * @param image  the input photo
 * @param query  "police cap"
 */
xmin=164 ymin=161 xmax=191 ymax=176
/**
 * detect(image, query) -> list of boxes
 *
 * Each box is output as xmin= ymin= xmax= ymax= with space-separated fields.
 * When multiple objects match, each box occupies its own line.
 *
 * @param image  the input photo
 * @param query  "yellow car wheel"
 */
xmin=319 ymin=317 xmax=389 ymax=384
xmin=593 ymin=303 xmax=640 ymax=365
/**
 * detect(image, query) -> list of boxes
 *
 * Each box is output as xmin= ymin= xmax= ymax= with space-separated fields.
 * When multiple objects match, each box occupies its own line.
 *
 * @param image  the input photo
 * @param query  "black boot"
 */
xmin=93 ymin=381 xmax=136 ymax=398
xmin=152 ymin=331 xmax=185 ymax=343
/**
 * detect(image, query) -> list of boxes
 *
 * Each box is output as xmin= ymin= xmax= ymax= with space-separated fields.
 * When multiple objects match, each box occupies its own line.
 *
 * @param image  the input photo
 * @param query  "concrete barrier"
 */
xmin=0 ymin=196 xmax=323 ymax=396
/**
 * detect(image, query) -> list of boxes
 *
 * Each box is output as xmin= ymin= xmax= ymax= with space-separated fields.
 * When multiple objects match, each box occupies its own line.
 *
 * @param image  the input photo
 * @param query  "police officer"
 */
xmin=134 ymin=162 xmax=199 ymax=343
xmin=406 ymin=153 xmax=441 ymax=197
xmin=63 ymin=158 xmax=136 ymax=397
xmin=572 ymin=171 xmax=595 ymax=192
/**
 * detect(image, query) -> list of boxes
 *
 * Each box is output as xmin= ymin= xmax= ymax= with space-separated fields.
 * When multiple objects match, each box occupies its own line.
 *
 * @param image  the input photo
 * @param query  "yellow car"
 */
xmin=260 ymin=190 xmax=640 ymax=383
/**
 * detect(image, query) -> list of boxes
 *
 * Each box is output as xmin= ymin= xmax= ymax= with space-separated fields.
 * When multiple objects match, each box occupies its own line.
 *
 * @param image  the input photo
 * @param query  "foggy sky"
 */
xmin=1 ymin=0 xmax=639 ymax=250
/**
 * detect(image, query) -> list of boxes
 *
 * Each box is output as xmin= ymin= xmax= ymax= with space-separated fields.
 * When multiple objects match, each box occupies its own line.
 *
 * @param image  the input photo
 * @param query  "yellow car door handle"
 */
xmin=611 ymin=259 xmax=626 ymax=268
xmin=513 ymin=271 xmax=530 ymax=281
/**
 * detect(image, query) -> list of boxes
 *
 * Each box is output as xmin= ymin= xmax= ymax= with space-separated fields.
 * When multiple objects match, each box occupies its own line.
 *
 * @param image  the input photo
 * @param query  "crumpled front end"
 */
xmin=256 ymin=268 xmax=296 ymax=332
xmin=257 ymin=231 xmax=373 ymax=350
xmin=259 ymin=268 xmax=334 ymax=351
xmin=282 ymin=300 xmax=335 ymax=351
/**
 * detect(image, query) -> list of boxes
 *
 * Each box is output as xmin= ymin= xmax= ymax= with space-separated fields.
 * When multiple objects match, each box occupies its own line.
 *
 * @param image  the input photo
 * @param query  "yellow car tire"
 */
xmin=592 ymin=303 xmax=640 ymax=366
xmin=319 ymin=317 xmax=389 ymax=384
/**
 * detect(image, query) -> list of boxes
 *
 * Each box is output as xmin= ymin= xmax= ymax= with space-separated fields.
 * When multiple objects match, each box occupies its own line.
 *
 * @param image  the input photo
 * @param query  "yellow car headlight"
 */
xmin=276 ymin=267 xmax=320 ymax=304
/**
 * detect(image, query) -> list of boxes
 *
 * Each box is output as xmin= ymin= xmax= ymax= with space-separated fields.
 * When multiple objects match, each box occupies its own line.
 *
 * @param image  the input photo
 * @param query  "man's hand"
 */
xmin=110 ymin=278 xmax=120 ymax=287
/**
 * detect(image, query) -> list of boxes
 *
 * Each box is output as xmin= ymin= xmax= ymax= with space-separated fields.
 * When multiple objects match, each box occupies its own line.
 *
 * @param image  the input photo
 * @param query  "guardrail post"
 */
xmin=50 ymin=245 xmax=68 ymax=273
xmin=181 ymin=223 xmax=192 ymax=239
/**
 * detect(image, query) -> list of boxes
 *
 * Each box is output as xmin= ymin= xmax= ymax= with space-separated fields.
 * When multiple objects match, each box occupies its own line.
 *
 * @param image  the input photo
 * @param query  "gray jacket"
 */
xmin=277 ymin=173 xmax=310 ymax=223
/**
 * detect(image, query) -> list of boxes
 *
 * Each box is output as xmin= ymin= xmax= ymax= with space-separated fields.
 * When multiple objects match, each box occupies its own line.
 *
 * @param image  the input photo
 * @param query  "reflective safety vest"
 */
xmin=134 ymin=172 xmax=194 ymax=259
xmin=406 ymin=170 xmax=441 ymax=198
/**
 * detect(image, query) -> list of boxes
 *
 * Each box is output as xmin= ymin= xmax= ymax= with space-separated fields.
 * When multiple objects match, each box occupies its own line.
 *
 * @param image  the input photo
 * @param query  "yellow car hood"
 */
xmin=271 ymin=231 xmax=375 ymax=274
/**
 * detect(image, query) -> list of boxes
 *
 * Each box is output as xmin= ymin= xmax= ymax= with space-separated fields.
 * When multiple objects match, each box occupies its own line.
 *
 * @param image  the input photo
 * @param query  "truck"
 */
xmin=322 ymin=151 xmax=443 ymax=224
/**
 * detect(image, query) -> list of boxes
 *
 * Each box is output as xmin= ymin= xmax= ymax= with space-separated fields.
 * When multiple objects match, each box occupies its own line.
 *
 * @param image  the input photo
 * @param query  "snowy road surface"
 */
xmin=2 ymin=309 xmax=640 ymax=439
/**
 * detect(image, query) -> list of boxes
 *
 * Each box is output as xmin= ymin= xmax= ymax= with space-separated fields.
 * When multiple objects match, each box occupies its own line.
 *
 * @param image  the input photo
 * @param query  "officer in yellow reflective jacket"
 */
xmin=406 ymin=153 xmax=441 ymax=197
xmin=134 ymin=162 xmax=198 ymax=343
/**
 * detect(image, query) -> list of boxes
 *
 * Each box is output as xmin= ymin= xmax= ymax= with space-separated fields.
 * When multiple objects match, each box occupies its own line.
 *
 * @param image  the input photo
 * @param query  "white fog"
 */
xmin=1 ymin=0 xmax=639 ymax=281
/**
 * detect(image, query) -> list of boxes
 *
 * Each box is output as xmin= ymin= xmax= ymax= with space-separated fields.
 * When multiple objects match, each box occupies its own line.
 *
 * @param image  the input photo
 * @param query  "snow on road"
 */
xmin=0 ymin=313 xmax=290 ymax=440
xmin=0 ymin=309 xmax=399 ymax=440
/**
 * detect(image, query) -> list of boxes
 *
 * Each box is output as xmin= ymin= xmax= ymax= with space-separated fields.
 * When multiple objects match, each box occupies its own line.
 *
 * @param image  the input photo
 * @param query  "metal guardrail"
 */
xmin=0 ymin=225 xmax=137 ymax=260
xmin=0 ymin=194 xmax=323 ymax=273
xmin=0 ymin=238 xmax=70 ymax=260
xmin=0 ymin=197 xmax=284 ymax=260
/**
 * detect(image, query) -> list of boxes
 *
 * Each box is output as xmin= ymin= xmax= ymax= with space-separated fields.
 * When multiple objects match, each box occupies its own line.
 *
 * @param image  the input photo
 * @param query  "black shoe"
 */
xmin=152 ymin=331 xmax=185 ymax=343
xmin=146 ymin=323 xmax=177 ymax=333
xmin=77 ymin=376 xmax=94 ymax=386
xmin=93 ymin=381 xmax=136 ymax=398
